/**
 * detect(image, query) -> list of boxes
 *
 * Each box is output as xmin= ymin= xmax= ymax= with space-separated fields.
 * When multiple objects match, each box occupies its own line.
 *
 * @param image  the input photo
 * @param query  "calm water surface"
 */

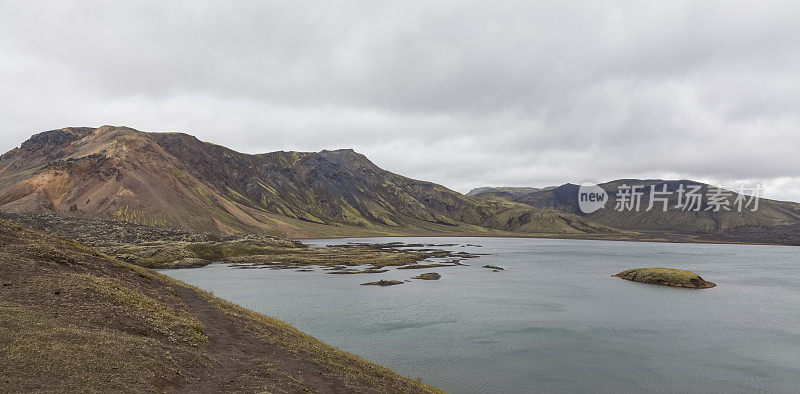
xmin=160 ymin=237 xmax=800 ymax=393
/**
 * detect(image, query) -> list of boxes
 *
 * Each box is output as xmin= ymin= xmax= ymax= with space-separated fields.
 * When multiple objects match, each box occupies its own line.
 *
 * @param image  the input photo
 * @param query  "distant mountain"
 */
xmin=470 ymin=180 xmax=800 ymax=235
xmin=467 ymin=186 xmax=550 ymax=198
xmin=0 ymin=126 xmax=611 ymax=237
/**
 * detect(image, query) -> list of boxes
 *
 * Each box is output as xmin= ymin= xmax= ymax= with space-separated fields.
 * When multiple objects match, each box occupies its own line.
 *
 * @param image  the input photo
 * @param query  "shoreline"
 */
xmin=612 ymin=273 xmax=717 ymax=289
xmin=294 ymin=231 xmax=800 ymax=248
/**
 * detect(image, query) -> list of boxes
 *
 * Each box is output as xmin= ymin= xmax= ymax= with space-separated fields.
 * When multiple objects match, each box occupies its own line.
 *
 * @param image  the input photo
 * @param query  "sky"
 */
xmin=1 ymin=1 xmax=799 ymax=201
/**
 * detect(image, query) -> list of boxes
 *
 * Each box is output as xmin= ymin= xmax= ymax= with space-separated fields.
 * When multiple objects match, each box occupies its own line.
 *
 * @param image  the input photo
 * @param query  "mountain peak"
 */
xmin=94 ymin=125 xmax=119 ymax=133
xmin=92 ymin=125 xmax=140 ymax=138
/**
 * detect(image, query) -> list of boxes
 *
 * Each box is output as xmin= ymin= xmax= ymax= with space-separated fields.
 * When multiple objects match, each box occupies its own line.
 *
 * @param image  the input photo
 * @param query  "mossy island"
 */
xmin=397 ymin=262 xmax=458 ymax=270
xmin=614 ymin=268 xmax=715 ymax=289
xmin=413 ymin=272 xmax=441 ymax=280
xmin=327 ymin=268 xmax=389 ymax=275
xmin=361 ymin=280 xmax=404 ymax=286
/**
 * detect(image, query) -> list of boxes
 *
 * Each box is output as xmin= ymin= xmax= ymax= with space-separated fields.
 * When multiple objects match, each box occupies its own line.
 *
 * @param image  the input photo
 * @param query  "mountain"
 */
xmin=0 ymin=218 xmax=439 ymax=392
xmin=470 ymin=180 xmax=800 ymax=238
xmin=0 ymin=126 xmax=611 ymax=237
xmin=466 ymin=186 xmax=545 ymax=197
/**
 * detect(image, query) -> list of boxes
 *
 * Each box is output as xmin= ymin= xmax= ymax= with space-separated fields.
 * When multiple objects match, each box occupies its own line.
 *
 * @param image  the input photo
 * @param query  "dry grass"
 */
xmin=0 ymin=304 xmax=198 ymax=393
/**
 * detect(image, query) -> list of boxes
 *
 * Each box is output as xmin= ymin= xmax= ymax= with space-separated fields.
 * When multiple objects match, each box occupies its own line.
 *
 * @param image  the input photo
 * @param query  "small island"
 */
xmin=327 ymin=268 xmax=389 ymax=275
xmin=613 ymin=267 xmax=715 ymax=289
xmin=397 ymin=262 xmax=458 ymax=270
xmin=413 ymin=272 xmax=441 ymax=280
xmin=361 ymin=280 xmax=404 ymax=286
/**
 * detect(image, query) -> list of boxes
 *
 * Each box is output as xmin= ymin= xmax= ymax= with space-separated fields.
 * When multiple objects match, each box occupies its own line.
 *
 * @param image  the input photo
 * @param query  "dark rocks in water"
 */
xmin=413 ymin=272 xmax=441 ymax=280
xmin=482 ymin=265 xmax=504 ymax=271
xmin=361 ymin=280 xmax=404 ymax=286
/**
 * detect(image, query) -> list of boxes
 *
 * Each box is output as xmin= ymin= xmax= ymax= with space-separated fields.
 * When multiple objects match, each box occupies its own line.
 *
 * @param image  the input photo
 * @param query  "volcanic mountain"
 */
xmin=0 ymin=126 xmax=610 ymax=237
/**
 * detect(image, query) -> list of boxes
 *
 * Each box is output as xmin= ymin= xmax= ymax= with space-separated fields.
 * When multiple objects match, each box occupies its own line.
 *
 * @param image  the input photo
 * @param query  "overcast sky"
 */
xmin=1 ymin=1 xmax=799 ymax=201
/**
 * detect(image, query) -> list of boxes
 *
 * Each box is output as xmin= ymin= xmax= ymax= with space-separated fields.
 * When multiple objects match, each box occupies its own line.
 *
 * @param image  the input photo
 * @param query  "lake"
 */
xmin=159 ymin=237 xmax=800 ymax=393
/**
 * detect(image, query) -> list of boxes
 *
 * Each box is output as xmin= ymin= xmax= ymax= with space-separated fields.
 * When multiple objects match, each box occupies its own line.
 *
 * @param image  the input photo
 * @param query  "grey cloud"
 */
xmin=1 ymin=0 xmax=799 ymax=201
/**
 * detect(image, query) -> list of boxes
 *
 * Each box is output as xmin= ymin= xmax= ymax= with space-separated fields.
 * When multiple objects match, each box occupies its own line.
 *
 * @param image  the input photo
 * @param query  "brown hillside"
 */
xmin=0 ymin=218 xmax=440 ymax=393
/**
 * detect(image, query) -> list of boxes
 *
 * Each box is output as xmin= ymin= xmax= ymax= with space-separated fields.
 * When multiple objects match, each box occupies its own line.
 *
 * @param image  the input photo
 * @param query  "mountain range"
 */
xmin=2 ymin=126 xmax=798 ymax=244
xmin=0 ymin=126 xmax=609 ymax=238
xmin=469 ymin=181 xmax=800 ymax=244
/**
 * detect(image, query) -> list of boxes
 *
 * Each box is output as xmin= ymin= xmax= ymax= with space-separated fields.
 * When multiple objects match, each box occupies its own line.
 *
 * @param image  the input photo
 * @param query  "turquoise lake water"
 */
xmin=160 ymin=237 xmax=800 ymax=393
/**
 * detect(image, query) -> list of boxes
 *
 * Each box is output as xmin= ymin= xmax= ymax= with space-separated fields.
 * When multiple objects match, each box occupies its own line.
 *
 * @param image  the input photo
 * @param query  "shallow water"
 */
xmin=160 ymin=237 xmax=800 ymax=393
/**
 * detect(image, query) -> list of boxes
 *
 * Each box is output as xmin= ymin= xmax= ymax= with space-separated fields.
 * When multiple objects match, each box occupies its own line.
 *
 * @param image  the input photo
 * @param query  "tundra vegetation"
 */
xmin=0 ymin=212 xmax=478 ymax=282
xmin=1 ymin=212 xmax=300 ymax=268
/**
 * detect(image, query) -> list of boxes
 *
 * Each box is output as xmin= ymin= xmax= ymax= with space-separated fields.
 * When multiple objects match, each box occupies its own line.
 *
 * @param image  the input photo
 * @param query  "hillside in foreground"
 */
xmin=0 ymin=126 xmax=611 ymax=238
xmin=0 ymin=218 xmax=439 ymax=393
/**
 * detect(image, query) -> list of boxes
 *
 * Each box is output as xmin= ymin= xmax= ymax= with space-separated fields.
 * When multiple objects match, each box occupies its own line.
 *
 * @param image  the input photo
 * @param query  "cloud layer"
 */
xmin=1 ymin=1 xmax=798 ymax=200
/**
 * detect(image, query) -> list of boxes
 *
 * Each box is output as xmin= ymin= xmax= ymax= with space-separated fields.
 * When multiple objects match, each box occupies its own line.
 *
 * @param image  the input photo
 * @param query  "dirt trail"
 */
xmin=172 ymin=285 xmax=350 ymax=393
